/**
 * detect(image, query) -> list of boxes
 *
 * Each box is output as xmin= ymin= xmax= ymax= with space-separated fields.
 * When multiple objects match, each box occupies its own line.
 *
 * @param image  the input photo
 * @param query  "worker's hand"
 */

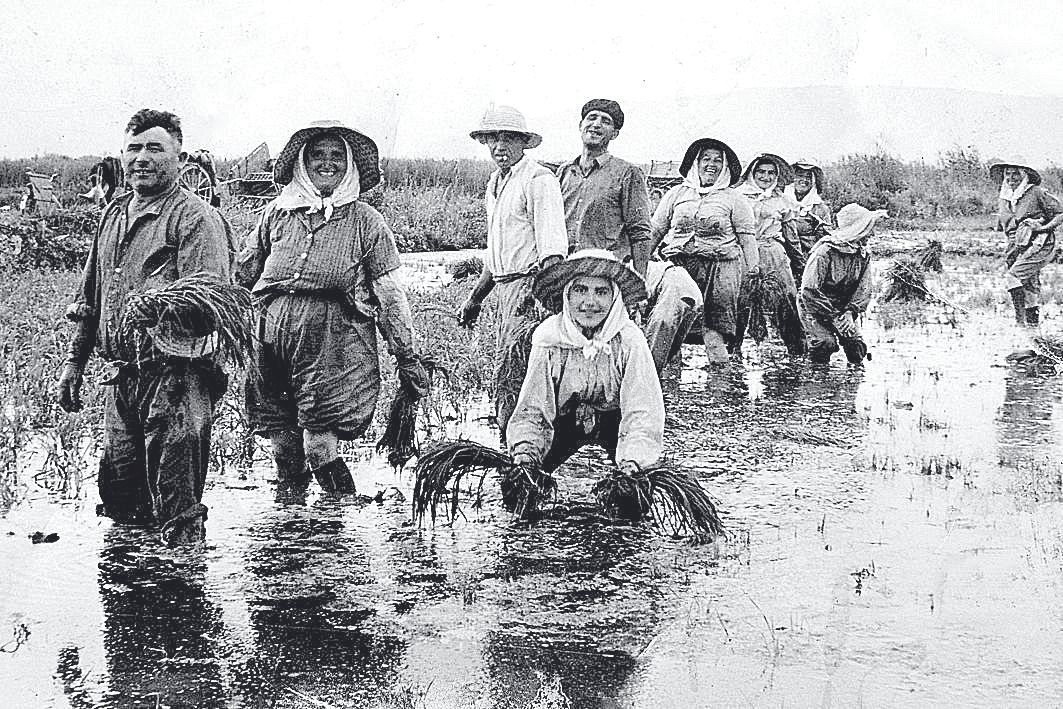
xmin=397 ymin=357 xmax=431 ymax=399
xmin=833 ymin=311 xmax=859 ymax=340
xmin=746 ymin=264 xmax=761 ymax=278
xmin=618 ymin=460 xmax=640 ymax=477
xmin=456 ymin=298 xmax=481 ymax=328
xmin=57 ymin=363 xmax=83 ymax=413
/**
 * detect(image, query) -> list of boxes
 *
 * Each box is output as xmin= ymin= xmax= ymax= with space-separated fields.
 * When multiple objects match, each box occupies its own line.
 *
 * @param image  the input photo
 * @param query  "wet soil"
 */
xmin=3 ymin=253 xmax=1063 ymax=708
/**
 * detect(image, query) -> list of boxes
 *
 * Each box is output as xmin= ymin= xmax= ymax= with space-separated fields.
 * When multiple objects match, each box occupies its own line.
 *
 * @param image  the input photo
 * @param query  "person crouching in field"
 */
xmin=649 ymin=138 xmax=759 ymax=365
xmin=236 ymin=121 xmax=428 ymax=497
xmin=799 ymin=203 xmax=885 ymax=365
xmin=735 ymin=153 xmax=806 ymax=355
xmin=505 ymin=249 xmax=663 ymax=516
xmin=556 ymin=99 xmax=702 ymax=374
xmin=457 ymin=106 xmax=568 ymax=441
xmin=785 ymin=158 xmax=834 ymax=260
xmin=990 ymin=158 xmax=1063 ymax=327
xmin=57 ymin=109 xmax=233 ymax=545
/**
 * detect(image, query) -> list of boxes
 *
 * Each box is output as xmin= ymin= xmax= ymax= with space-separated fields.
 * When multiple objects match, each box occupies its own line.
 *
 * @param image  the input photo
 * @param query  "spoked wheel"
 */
xmin=179 ymin=162 xmax=215 ymax=204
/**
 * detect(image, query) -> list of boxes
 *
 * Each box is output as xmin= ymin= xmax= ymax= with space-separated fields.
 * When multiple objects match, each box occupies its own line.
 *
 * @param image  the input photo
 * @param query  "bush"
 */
xmin=0 ymin=206 xmax=98 ymax=271
xmin=380 ymin=186 xmax=486 ymax=252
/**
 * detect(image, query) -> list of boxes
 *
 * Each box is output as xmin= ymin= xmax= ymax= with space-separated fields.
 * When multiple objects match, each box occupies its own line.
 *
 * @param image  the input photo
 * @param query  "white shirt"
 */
xmin=484 ymin=157 xmax=568 ymax=278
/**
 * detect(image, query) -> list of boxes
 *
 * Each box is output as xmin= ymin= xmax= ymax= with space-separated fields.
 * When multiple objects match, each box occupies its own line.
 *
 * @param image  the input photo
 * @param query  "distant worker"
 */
xmin=785 ymin=158 xmax=834 ymax=258
xmin=735 ymin=153 xmax=805 ymax=355
xmin=236 ymin=120 xmax=428 ymax=497
xmin=990 ymin=158 xmax=1063 ymax=327
xmin=57 ymin=109 xmax=232 ymax=545
xmin=457 ymin=106 xmax=568 ymax=440
xmin=649 ymin=138 xmax=758 ymax=365
xmin=799 ymin=203 xmax=884 ymax=365
xmin=556 ymin=99 xmax=702 ymax=373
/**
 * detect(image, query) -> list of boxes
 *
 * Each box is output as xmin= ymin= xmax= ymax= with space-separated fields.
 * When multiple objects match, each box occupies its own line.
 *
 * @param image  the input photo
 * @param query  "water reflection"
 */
xmin=997 ymin=368 xmax=1063 ymax=500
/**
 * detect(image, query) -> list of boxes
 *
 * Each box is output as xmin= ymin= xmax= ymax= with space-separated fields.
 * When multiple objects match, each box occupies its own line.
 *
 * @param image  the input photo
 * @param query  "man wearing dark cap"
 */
xmin=556 ymin=99 xmax=702 ymax=374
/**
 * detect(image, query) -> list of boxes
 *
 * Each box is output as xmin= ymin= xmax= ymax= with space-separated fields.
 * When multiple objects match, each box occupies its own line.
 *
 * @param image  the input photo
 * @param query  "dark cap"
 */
xmin=581 ymin=99 xmax=624 ymax=131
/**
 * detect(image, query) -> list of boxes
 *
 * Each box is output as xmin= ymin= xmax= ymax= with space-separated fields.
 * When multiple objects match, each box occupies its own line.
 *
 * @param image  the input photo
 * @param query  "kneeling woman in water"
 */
xmin=505 ymin=249 xmax=664 ymax=501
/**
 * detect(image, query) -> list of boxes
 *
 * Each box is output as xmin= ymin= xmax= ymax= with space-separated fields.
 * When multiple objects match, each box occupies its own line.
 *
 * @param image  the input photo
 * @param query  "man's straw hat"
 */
xmin=469 ymin=106 xmax=543 ymax=149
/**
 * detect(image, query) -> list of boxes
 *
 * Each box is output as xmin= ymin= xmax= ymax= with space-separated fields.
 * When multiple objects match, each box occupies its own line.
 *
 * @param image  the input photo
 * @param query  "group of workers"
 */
xmin=54 ymin=101 xmax=1059 ymax=543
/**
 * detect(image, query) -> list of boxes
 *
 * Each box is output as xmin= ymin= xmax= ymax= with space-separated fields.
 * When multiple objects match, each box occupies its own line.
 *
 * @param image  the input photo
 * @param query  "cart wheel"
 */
xmin=179 ymin=163 xmax=215 ymax=204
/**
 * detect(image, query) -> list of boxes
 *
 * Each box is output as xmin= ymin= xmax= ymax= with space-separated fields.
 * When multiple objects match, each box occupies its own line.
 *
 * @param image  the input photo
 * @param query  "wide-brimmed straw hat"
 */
xmin=274 ymin=120 xmax=381 ymax=191
xmin=740 ymin=153 xmax=795 ymax=186
xmin=533 ymin=248 xmax=647 ymax=312
xmin=830 ymin=203 xmax=888 ymax=241
xmin=678 ymin=138 xmax=742 ymax=187
xmin=469 ymin=105 xmax=542 ymax=149
xmin=988 ymin=158 xmax=1042 ymax=186
xmin=790 ymin=158 xmax=825 ymax=189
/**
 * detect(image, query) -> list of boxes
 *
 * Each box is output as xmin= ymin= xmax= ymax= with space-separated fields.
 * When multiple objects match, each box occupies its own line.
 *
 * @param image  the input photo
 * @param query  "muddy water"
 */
xmin=3 ymin=259 xmax=1063 ymax=708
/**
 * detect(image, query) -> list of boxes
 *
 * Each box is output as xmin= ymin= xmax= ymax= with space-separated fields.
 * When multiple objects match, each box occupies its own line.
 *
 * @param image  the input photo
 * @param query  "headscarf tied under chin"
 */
xmin=999 ymin=172 xmax=1032 ymax=210
xmin=274 ymin=138 xmax=361 ymax=220
xmin=683 ymin=149 xmax=732 ymax=195
xmin=532 ymin=280 xmax=633 ymax=359
xmin=738 ymin=164 xmax=779 ymax=201
xmin=784 ymin=181 xmax=825 ymax=216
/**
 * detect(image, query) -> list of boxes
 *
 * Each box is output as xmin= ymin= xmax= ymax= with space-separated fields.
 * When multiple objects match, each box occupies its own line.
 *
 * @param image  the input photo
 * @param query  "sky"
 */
xmin=3 ymin=0 xmax=1062 ymax=163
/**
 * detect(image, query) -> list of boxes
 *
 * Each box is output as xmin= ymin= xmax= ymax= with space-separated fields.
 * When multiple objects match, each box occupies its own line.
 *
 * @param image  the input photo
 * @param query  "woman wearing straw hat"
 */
xmin=734 ymin=153 xmax=806 ymax=355
xmin=990 ymin=158 xmax=1063 ymax=326
xmin=649 ymin=138 xmax=759 ymax=365
xmin=799 ymin=203 xmax=885 ymax=364
xmin=785 ymin=158 xmax=834 ymax=257
xmin=236 ymin=120 xmax=428 ymax=498
xmin=504 ymin=249 xmax=663 ymax=516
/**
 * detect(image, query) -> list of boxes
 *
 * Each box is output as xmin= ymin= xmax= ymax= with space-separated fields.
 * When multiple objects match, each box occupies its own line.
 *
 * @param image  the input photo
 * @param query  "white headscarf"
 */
xmin=683 ymin=149 xmax=732 ymax=195
xmin=275 ymin=138 xmax=361 ymax=220
xmin=533 ymin=279 xmax=634 ymax=359
xmin=999 ymin=172 xmax=1032 ymax=210
xmin=784 ymin=182 xmax=825 ymax=216
xmin=738 ymin=168 xmax=779 ymax=201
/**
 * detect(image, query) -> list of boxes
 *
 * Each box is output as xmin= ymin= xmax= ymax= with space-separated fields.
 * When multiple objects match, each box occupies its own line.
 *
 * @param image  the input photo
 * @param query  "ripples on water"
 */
xmin=3 ymin=261 xmax=1063 ymax=708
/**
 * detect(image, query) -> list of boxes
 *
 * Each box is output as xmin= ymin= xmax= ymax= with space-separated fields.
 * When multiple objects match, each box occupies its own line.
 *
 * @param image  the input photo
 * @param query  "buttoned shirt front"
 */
xmin=484 ymin=157 xmax=568 ymax=279
xmin=557 ymin=152 xmax=652 ymax=259
xmin=72 ymin=184 xmax=232 ymax=362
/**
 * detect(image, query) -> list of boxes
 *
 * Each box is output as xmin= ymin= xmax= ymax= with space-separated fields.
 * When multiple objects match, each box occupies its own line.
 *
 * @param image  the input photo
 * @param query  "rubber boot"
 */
xmin=1010 ymin=288 xmax=1026 ymax=325
xmin=311 ymin=458 xmax=357 ymax=495
xmin=1026 ymin=307 xmax=1040 ymax=327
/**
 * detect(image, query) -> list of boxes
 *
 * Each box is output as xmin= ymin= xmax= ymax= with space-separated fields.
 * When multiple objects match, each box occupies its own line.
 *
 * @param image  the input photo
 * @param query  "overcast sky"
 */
xmin=3 ymin=0 xmax=1062 ymax=163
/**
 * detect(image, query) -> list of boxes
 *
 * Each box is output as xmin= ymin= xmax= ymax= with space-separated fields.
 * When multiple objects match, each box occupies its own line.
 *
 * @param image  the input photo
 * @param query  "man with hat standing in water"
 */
xmin=556 ymin=99 xmax=702 ymax=374
xmin=236 ymin=120 xmax=428 ymax=497
xmin=457 ymin=105 xmax=568 ymax=441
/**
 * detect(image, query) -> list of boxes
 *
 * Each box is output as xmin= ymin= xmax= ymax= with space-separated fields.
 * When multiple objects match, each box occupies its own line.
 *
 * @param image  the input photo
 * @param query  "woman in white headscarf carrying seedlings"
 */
xmin=735 ymin=153 xmax=806 ymax=355
xmin=990 ymin=159 xmax=1063 ymax=327
xmin=236 ymin=121 xmax=430 ymax=498
xmin=649 ymin=138 xmax=759 ymax=365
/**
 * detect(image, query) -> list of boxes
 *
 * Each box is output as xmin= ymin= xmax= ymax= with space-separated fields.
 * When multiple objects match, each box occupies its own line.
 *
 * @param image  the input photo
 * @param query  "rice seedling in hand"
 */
xmin=738 ymin=271 xmax=788 ymax=343
xmin=377 ymin=354 xmax=448 ymax=469
xmin=411 ymin=439 xmax=513 ymax=523
xmin=498 ymin=462 xmax=557 ymax=519
xmin=643 ymin=464 xmax=725 ymax=541
xmin=117 ymin=272 xmax=254 ymax=368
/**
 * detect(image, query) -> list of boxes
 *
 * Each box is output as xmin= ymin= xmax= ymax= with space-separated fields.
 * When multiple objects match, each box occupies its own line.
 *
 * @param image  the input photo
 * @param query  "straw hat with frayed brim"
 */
xmin=469 ymin=105 xmax=543 ymax=149
xmin=274 ymin=120 xmax=381 ymax=191
xmin=678 ymin=138 xmax=743 ymax=187
xmin=830 ymin=203 xmax=889 ymax=241
xmin=533 ymin=249 xmax=647 ymax=312
xmin=740 ymin=153 xmax=795 ymax=186
xmin=988 ymin=158 xmax=1042 ymax=186
xmin=790 ymin=158 xmax=825 ymax=190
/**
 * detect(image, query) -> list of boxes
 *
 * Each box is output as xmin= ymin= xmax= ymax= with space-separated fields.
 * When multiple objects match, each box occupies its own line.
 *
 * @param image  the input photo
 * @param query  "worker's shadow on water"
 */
xmin=997 ymin=367 xmax=1063 ymax=499
xmin=55 ymin=528 xmax=229 ymax=708
xmin=474 ymin=518 xmax=703 ymax=709
xmin=229 ymin=504 xmax=407 ymax=707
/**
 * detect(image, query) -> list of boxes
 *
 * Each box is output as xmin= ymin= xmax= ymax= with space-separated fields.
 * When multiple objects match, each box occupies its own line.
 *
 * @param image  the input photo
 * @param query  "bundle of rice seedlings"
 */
xmin=412 ymin=439 xmax=513 ymax=523
xmin=446 ymin=255 xmax=484 ymax=281
xmin=118 ymin=272 xmax=254 ymax=368
xmin=918 ymin=239 xmax=943 ymax=272
xmin=880 ymin=258 xmax=928 ymax=303
xmin=593 ymin=464 xmax=724 ymax=541
xmin=499 ymin=462 xmax=557 ymax=519
xmin=376 ymin=354 xmax=448 ymax=469
xmin=739 ymin=272 xmax=787 ymax=343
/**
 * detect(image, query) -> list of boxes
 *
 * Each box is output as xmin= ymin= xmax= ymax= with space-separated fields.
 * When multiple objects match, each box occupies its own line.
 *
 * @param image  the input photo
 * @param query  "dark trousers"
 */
xmin=540 ymin=408 xmax=622 ymax=474
xmin=97 ymin=360 xmax=226 ymax=540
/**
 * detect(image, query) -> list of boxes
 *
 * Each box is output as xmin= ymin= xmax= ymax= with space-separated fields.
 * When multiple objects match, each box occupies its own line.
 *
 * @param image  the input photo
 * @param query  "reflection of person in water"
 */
xmin=997 ymin=369 xmax=1062 ymax=462
xmin=89 ymin=530 xmax=228 ymax=706
xmin=233 ymin=507 xmax=408 ymax=706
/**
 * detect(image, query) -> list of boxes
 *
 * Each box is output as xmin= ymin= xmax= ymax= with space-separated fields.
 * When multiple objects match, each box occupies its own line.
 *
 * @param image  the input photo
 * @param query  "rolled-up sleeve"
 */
xmin=506 ymin=345 xmax=558 ymax=464
xmin=526 ymin=174 xmax=568 ymax=264
xmin=616 ymin=334 xmax=665 ymax=468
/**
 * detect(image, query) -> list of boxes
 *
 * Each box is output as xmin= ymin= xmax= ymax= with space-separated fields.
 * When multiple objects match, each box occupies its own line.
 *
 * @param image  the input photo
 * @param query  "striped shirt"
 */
xmin=236 ymin=200 xmax=401 ymax=317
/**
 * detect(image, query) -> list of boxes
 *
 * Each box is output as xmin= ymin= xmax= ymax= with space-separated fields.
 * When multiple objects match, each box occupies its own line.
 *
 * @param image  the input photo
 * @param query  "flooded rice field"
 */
xmin=3 ymin=251 xmax=1063 ymax=708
